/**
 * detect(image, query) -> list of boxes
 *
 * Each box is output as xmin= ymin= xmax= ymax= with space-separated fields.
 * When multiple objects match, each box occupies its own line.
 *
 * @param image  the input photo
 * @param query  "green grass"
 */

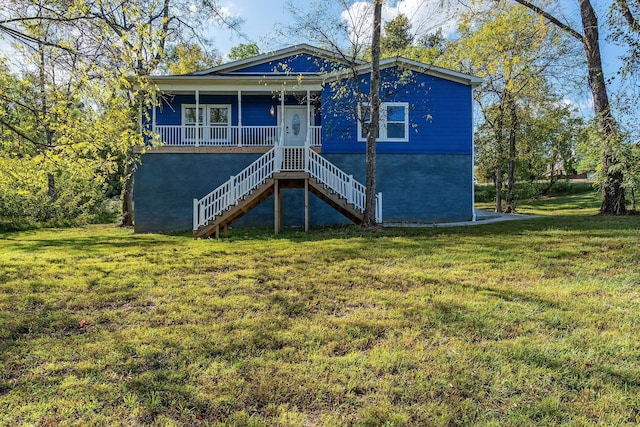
xmin=1 ymin=195 xmax=639 ymax=426
xmin=475 ymin=187 xmax=603 ymax=216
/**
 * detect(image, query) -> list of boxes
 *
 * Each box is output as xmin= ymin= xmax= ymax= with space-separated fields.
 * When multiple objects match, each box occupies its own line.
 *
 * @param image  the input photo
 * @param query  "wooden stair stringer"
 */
xmin=194 ymin=178 xmax=275 ymax=238
xmin=307 ymin=178 xmax=364 ymax=224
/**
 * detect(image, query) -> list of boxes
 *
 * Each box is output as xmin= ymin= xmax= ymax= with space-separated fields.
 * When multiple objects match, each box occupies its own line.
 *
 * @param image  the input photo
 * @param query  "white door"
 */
xmin=283 ymin=107 xmax=308 ymax=146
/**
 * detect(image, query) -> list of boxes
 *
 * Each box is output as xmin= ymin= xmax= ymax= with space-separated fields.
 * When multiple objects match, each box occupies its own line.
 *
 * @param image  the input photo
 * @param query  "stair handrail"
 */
xmin=194 ymin=146 xmax=382 ymax=231
xmin=306 ymin=149 xmax=366 ymax=212
xmin=193 ymin=147 xmax=277 ymax=229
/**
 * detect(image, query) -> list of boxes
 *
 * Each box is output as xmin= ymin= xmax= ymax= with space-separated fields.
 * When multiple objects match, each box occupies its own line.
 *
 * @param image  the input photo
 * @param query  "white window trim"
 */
xmin=182 ymin=104 xmax=232 ymax=143
xmin=357 ymin=102 xmax=409 ymax=142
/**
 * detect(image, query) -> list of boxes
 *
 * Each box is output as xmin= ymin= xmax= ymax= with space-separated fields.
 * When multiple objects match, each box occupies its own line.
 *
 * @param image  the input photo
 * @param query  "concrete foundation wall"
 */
xmin=133 ymin=152 xmax=472 ymax=233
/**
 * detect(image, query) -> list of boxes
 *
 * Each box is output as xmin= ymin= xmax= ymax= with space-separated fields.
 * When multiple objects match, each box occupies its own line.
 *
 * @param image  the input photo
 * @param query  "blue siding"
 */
xmin=222 ymin=54 xmax=341 ymax=75
xmin=153 ymin=94 xmax=320 ymax=128
xmin=134 ymin=153 xmax=472 ymax=233
xmin=321 ymin=67 xmax=473 ymax=155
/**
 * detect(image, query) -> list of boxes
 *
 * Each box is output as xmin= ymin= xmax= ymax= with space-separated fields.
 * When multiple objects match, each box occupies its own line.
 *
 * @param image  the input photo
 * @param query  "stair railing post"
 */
xmin=230 ymin=175 xmax=237 ymax=205
xmin=347 ymin=175 xmax=353 ymax=204
xmin=193 ymin=198 xmax=198 ymax=230
xmin=275 ymin=147 xmax=282 ymax=172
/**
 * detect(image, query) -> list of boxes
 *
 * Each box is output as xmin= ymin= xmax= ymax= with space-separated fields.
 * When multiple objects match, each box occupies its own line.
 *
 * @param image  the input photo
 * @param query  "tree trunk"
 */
xmin=495 ymin=165 xmax=503 ymax=213
xmin=578 ymin=0 xmax=626 ymax=215
xmin=493 ymin=102 xmax=506 ymax=213
xmin=363 ymin=0 xmax=383 ymax=227
xmin=120 ymin=159 xmax=134 ymax=226
xmin=505 ymin=94 xmax=518 ymax=213
xmin=513 ymin=0 xmax=626 ymax=215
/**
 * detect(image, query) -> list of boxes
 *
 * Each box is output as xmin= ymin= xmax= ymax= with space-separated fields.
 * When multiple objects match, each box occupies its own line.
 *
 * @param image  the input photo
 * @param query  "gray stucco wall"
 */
xmin=133 ymin=153 xmax=472 ymax=233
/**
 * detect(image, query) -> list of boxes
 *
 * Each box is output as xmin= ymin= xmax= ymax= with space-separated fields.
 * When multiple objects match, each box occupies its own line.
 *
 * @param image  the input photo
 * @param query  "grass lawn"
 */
xmin=1 ymin=192 xmax=639 ymax=426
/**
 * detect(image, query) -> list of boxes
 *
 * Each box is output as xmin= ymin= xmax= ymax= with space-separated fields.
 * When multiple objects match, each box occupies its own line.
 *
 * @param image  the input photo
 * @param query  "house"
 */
xmin=133 ymin=44 xmax=481 ymax=237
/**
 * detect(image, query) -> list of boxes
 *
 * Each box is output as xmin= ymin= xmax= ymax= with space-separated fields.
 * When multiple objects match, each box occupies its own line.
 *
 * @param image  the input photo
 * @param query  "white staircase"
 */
xmin=193 ymin=147 xmax=382 ymax=236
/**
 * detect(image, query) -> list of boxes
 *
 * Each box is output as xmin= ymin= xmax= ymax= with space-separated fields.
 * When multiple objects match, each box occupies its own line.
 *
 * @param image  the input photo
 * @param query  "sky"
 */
xmin=0 ymin=0 xmax=629 ymax=120
xmin=211 ymin=0 xmax=628 ymax=119
xmin=212 ymin=0 xmax=465 ymax=55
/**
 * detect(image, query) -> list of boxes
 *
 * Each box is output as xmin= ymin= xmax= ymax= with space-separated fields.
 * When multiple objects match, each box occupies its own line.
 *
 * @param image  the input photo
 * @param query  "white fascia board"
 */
xmin=324 ymin=57 xmax=482 ymax=87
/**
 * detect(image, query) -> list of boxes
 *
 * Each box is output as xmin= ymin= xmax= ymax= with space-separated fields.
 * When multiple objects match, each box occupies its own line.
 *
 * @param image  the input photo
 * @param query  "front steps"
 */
xmin=193 ymin=172 xmax=364 ymax=238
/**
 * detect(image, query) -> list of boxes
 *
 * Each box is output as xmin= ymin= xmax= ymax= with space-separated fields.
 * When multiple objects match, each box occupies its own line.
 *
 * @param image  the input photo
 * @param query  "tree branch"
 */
xmin=617 ymin=0 xmax=640 ymax=35
xmin=511 ymin=0 xmax=584 ymax=41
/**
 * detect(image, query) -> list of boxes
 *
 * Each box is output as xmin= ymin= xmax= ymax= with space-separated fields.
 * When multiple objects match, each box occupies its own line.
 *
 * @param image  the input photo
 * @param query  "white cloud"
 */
xmin=341 ymin=0 xmax=468 ymax=47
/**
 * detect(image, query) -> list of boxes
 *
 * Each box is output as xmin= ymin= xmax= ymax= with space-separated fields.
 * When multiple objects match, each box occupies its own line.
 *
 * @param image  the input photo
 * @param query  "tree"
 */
xmin=363 ymin=0 xmax=383 ymax=226
xmin=228 ymin=43 xmax=261 ymax=60
xmin=0 ymin=0 xmax=241 ymax=226
xmin=162 ymin=42 xmax=219 ymax=75
xmin=518 ymin=101 xmax=583 ymax=193
xmin=511 ymin=0 xmax=627 ymax=214
xmin=450 ymin=3 xmax=572 ymax=212
xmin=610 ymin=0 xmax=640 ymax=75
xmin=381 ymin=14 xmax=413 ymax=55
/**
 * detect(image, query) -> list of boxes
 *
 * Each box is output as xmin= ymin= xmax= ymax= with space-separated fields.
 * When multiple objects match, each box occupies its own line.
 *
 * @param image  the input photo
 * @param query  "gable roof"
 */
xmin=191 ymin=43 xmax=366 ymax=76
xmin=325 ymin=57 xmax=482 ymax=87
xmin=134 ymin=45 xmax=481 ymax=90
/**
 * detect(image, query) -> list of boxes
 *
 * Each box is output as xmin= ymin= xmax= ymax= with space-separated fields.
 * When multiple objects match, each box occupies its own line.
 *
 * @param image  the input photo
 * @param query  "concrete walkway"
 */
xmin=384 ymin=210 xmax=540 ymax=228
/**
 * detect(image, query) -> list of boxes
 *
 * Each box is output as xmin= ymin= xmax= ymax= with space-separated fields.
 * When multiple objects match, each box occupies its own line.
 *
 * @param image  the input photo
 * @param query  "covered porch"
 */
xmin=145 ymin=86 xmax=323 ymax=148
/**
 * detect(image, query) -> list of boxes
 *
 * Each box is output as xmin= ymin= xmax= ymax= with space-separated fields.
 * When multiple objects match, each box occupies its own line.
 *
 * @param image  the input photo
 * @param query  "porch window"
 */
xmin=183 ymin=105 xmax=204 ymax=142
xmin=208 ymin=105 xmax=230 ymax=141
xmin=182 ymin=104 xmax=231 ymax=143
xmin=358 ymin=102 xmax=409 ymax=142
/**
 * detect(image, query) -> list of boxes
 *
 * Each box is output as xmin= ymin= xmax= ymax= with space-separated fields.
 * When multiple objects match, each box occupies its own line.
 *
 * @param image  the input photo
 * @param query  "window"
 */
xmin=358 ymin=102 xmax=408 ymax=142
xmin=182 ymin=104 xmax=231 ymax=143
xmin=183 ymin=106 xmax=204 ymax=141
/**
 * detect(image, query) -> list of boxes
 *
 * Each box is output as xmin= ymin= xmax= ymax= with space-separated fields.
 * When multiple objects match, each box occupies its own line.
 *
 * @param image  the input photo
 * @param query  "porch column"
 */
xmin=137 ymin=92 xmax=142 ymax=133
xmin=237 ymin=90 xmax=243 ymax=146
xmin=280 ymin=89 xmax=285 ymax=146
xmin=152 ymin=94 xmax=157 ymax=141
xmin=306 ymin=89 xmax=310 ymax=148
xmin=195 ymin=89 xmax=200 ymax=147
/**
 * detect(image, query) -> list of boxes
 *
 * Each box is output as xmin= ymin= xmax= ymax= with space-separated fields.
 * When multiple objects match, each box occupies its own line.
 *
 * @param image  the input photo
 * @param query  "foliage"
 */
xmin=381 ymin=14 xmax=413 ymax=54
xmin=0 ymin=0 xmax=237 ymax=226
xmin=228 ymin=43 xmax=262 ymax=61
xmin=0 ymin=155 xmax=115 ymax=226
xmin=450 ymin=2 xmax=577 ymax=213
xmin=1 ymin=197 xmax=640 ymax=425
xmin=576 ymin=121 xmax=640 ymax=210
xmin=609 ymin=0 xmax=640 ymax=77
xmin=162 ymin=42 xmax=219 ymax=75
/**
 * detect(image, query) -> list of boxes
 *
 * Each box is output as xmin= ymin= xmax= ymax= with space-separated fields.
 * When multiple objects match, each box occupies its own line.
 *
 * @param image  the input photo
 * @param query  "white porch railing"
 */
xmin=309 ymin=126 xmax=322 ymax=146
xmin=193 ymin=147 xmax=382 ymax=230
xmin=153 ymin=125 xmax=321 ymax=147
